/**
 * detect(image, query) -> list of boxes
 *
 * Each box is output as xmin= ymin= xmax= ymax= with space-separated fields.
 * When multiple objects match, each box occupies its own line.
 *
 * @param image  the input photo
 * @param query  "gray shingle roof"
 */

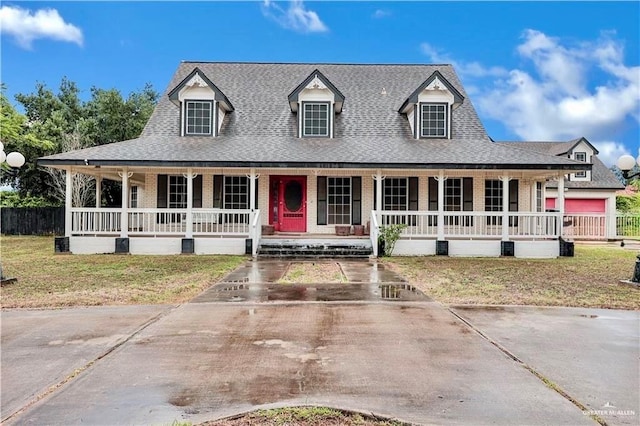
xmin=39 ymin=62 xmax=588 ymax=170
xmin=496 ymin=141 xmax=623 ymax=189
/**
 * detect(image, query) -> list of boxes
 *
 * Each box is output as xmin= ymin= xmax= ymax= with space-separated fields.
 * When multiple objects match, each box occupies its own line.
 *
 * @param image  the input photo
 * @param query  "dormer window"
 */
xmin=288 ymin=69 xmax=345 ymax=139
xmin=167 ymin=67 xmax=234 ymax=138
xmin=303 ymin=102 xmax=330 ymax=137
xmin=400 ymin=70 xmax=464 ymax=140
xmin=574 ymin=152 xmax=587 ymax=178
xmin=420 ymin=103 xmax=447 ymax=138
xmin=185 ymin=101 xmax=213 ymax=136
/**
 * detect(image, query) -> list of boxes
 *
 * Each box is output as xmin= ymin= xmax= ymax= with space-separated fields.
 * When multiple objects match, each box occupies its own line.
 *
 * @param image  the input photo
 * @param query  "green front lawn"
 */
xmin=384 ymin=245 xmax=640 ymax=310
xmin=1 ymin=236 xmax=245 ymax=308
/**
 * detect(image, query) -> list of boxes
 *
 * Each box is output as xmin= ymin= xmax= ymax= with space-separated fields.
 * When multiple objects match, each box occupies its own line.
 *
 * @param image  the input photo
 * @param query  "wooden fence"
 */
xmin=1 ymin=207 xmax=65 ymax=235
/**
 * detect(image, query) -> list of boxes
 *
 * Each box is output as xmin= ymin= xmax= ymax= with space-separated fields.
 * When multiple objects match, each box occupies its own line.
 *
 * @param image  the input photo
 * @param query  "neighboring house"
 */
xmin=40 ymin=62 xmax=616 ymax=258
xmin=497 ymin=138 xmax=623 ymax=239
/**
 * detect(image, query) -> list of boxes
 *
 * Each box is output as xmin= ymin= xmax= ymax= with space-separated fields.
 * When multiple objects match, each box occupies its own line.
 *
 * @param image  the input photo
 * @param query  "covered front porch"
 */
xmin=55 ymin=165 xmax=581 ymax=258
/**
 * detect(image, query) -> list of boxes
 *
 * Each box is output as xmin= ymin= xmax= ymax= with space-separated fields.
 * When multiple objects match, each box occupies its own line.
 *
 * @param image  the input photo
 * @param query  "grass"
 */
xmin=203 ymin=406 xmax=408 ymax=425
xmin=278 ymin=262 xmax=347 ymax=284
xmin=383 ymin=245 xmax=640 ymax=310
xmin=0 ymin=236 xmax=245 ymax=308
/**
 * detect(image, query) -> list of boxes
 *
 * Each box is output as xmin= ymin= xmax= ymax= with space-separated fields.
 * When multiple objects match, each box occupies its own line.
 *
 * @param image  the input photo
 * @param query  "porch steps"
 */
xmin=257 ymin=238 xmax=373 ymax=259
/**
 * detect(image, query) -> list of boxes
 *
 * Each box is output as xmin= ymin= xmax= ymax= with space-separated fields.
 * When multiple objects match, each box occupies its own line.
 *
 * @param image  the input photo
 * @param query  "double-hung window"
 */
xmin=383 ymin=178 xmax=408 ymax=211
xmin=167 ymin=176 xmax=187 ymax=223
xmin=485 ymin=180 xmax=502 ymax=225
xmin=223 ymin=176 xmax=249 ymax=210
xmin=185 ymin=100 xmax=213 ymax=136
xmin=421 ymin=103 xmax=447 ymax=138
xmin=327 ymin=177 xmax=351 ymax=224
xmin=574 ymin=152 xmax=587 ymax=178
xmin=303 ymin=102 xmax=329 ymax=137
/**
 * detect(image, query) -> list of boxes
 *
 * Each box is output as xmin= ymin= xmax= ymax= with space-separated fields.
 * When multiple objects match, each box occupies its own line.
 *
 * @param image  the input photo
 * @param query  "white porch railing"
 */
xmin=616 ymin=214 xmax=640 ymax=239
xmin=71 ymin=208 xmax=122 ymax=235
xmin=250 ymin=209 xmax=262 ymax=257
xmin=370 ymin=211 xmax=380 ymax=257
xmin=562 ymin=214 xmax=606 ymax=240
xmin=376 ymin=211 xmax=561 ymax=239
xmin=70 ymin=208 xmax=254 ymax=237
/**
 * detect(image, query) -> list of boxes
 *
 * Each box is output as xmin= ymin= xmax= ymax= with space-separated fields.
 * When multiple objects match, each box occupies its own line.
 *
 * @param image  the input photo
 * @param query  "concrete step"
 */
xmin=257 ymin=238 xmax=373 ymax=259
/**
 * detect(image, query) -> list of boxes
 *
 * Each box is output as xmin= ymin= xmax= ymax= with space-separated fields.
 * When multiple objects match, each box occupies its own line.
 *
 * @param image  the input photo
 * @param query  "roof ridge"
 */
xmin=180 ymin=60 xmax=453 ymax=66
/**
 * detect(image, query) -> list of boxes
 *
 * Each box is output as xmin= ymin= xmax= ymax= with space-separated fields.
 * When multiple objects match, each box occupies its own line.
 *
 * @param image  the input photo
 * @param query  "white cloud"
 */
xmin=262 ymin=0 xmax=328 ymax=33
xmin=595 ymin=141 xmax=631 ymax=167
xmin=420 ymin=42 xmax=508 ymax=78
xmin=421 ymin=31 xmax=639 ymax=166
xmin=372 ymin=9 xmax=391 ymax=19
xmin=0 ymin=5 xmax=83 ymax=49
xmin=477 ymin=30 xmax=639 ymax=165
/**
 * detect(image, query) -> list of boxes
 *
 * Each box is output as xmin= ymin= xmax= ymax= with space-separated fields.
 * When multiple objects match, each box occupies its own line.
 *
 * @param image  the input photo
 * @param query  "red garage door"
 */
xmin=565 ymin=199 xmax=606 ymax=214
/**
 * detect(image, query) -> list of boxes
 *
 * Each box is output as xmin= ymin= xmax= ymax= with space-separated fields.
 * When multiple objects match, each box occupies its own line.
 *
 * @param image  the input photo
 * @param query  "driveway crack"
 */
xmin=2 ymin=304 xmax=179 ymax=424
xmin=448 ymin=307 xmax=606 ymax=426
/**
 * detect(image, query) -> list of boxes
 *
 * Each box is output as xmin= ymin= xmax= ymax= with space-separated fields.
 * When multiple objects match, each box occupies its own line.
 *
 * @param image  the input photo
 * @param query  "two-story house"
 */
xmin=39 ymin=62 xmax=621 ymax=257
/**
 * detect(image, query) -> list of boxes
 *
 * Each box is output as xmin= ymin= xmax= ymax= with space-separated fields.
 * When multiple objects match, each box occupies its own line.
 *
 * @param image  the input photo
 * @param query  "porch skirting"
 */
xmin=69 ymin=236 xmax=247 ymax=255
xmin=68 ymin=236 xmax=559 ymax=258
xmin=390 ymin=238 xmax=558 ymax=258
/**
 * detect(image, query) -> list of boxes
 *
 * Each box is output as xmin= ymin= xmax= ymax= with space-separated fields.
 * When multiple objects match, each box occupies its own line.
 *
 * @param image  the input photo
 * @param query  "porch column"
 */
xmin=557 ymin=175 xmax=565 ymax=238
xmin=186 ymin=168 xmax=193 ymax=238
xmin=120 ymin=168 xmax=129 ymax=238
xmin=65 ymin=167 xmax=72 ymax=237
xmin=436 ymin=170 xmax=445 ymax=240
xmin=501 ymin=176 xmax=510 ymax=241
xmin=606 ymin=194 xmax=617 ymax=239
xmin=249 ymin=168 xmax=257 ymax=211
xmin=95 ymin=175 xmax=102 ymax=207
xmin=375 ymin=169 xmax=383 ymax=212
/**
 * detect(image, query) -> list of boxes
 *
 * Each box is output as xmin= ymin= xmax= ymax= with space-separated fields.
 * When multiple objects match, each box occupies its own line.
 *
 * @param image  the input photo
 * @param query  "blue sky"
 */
xmin=1 ymin=1 xmax=639 ymax=166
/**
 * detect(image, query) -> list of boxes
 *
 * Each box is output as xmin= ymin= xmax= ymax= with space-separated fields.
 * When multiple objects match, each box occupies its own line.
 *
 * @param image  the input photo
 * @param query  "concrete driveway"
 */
xmin=1 ymin=261 xmax=637 ymax=425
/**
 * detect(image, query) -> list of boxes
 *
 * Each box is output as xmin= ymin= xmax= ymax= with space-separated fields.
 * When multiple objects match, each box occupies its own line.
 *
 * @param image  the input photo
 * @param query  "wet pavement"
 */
xmin=190 ymin=260 xmax=423 ymax=303
xmin=191 ymin=282 xmax=429 ymax=303
xmin=3 ymin=303 xmax=590 ymax=425
xmin=451 ymin=305 xmax=640 ymax=426
xmin=2 ymin=260 xmax=637 ymax=425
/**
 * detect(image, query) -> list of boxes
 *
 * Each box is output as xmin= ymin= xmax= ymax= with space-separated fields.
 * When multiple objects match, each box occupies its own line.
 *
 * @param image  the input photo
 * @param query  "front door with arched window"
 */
xmin=269 ymin=176 xmax=306 ymax=232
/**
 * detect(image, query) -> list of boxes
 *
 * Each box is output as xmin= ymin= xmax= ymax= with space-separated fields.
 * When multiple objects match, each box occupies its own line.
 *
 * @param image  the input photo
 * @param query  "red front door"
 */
xmin=269 ymin=176 xmax=307 ymax=232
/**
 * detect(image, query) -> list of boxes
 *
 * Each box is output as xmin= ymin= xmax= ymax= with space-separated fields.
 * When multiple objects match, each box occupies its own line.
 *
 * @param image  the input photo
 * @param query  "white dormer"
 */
xmin=399 ymin=70 xmax=464 ymax=140
xmin=566 ymin=137 xmax=597 ymax=182
xmin=288 ymin=69 xmax=345 ymax=138
xmin=167 ymin=67 xmax=234 ymax=137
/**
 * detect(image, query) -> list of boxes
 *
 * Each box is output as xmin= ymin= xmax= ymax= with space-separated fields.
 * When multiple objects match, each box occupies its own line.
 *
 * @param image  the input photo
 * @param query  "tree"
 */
xmin=7 ymin=79 xmax=159 ymax=203
xmin=44 ymin=131 xmax=96 ymax=207
xmin=0 ymin=87 xmax=55 ymax=194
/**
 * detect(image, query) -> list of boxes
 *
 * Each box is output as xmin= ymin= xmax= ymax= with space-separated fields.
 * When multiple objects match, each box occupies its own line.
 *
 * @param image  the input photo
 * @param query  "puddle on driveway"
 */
xmin=191 ymin=282 xmax=430 ymax=303
xmin=192 ymin=259 xmax=424 ymax=302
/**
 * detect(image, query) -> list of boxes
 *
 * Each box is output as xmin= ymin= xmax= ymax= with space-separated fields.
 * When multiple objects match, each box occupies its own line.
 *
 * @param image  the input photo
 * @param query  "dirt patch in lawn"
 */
xmin=383 ymin=245 xmax=640 ymax=310
xmin=203 ymin=406 xmax=409 ymax=425
xmin=278 ymin=262 xmax=347 ymax=284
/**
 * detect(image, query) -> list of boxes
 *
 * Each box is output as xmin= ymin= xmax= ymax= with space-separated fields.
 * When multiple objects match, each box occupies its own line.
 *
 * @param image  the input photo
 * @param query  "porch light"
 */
xmin=615 ymin=153 xmax=640 ymax=285
xmin=0 ymin=141 xmax=26 ymax=284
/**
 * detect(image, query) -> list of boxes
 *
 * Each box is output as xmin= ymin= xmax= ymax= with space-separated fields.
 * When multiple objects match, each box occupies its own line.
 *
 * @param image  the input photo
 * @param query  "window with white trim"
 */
xmin=303 ymin=102 xmax=329 ymax=137
xmin=327 ymin=177 xmax=351 ymax=224
xmin=575 ymin=152 xmax=587 ymax=178
xmin=383 ymin=178 xmax=408 ymax=211
xmin=536 ymin=182 xmax=543 ymax=212
xmin=168 ymin=176 xmax=187 ymax=208
xmin=130 ymin=186 xmax=138 ymax=208
xmin=421 ymin=103 xmax=447 ymax=138
xmin=485 ymin=180 xmax=502 ymax=225
xmin=444 ymin=178 xmax=462 ymax=211
xmin=224 ymin=176 xmax=249 ymax=209
xmin=185 ymin=100 xmax=213 ymax=135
